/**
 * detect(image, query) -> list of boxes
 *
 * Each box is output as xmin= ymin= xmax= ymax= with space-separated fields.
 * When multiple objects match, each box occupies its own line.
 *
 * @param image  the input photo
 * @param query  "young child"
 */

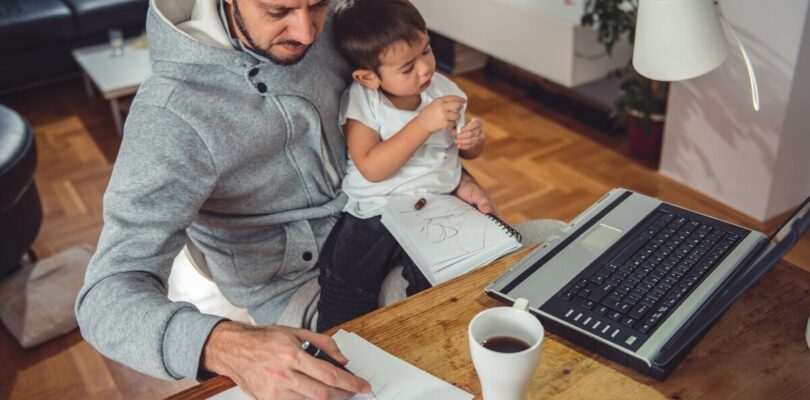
xmin=316 ymin=0 xmax=487 ymax=332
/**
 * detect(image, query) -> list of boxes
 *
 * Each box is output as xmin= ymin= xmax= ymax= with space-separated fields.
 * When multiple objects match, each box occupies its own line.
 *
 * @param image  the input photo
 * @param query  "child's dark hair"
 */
xmin=334 ymin=0 xmax=427 ymax=72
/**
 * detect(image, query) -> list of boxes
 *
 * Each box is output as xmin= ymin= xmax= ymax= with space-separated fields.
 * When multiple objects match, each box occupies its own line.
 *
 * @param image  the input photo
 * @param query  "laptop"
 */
xmin=486 ymin=188 xmax=810 ymax=380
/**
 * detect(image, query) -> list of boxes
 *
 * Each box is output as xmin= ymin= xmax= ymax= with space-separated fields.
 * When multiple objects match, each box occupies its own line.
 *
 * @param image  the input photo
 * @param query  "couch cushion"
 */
xmin=63 ymin=0 xmax=149 ymax=37
xmin=0 ymin=0 xmax=78 ymax=55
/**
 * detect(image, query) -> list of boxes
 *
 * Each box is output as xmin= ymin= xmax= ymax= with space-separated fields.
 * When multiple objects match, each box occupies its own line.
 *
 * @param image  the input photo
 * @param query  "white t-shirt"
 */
xmin=339 ymin=73 xmax=466 ymax=218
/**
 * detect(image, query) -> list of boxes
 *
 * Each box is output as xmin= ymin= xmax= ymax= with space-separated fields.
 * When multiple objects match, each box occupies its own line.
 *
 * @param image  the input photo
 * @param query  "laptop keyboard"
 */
xmin=549 ymin=207 xmax=743 ymax=350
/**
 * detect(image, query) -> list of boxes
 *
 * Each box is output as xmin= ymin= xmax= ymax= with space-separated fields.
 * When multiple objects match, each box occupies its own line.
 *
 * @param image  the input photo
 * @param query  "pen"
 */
xmin=457 ymin=104 xmax=465 ymax=134
xmin=300 ymin=340 xmax=351 ymax=373
xmin=414 ymin=197 xmax=427 ymax=210
xmin=300 ymin=340 xmax=378 ymax=398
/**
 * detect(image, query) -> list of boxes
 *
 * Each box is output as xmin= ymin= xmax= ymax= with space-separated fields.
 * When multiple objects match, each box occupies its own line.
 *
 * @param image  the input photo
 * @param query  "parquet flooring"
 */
xmin=0 ymin=70 xmax=807 ymax=399
xmin=0 ymin=81 xmax=195 ymax=400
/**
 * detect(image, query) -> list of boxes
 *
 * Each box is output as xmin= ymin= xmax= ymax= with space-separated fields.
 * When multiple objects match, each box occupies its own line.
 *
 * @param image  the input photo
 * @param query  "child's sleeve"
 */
xmin=338 ymin=82 xmax=380 ymax=134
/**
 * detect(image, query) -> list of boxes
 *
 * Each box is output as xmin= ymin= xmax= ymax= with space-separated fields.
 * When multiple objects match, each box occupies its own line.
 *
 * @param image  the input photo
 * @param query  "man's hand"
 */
xmin=414 ymin=96 xmax=466 ymax=133
xmin=202 ymin=321 xmax=370 ymax=400
xmin=453 ymin=170 xmax=500 ymax=217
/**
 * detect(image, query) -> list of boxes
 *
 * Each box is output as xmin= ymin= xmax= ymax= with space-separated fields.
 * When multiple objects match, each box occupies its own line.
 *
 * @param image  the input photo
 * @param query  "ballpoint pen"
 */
xmin=300 ymin=341 xmax=379 ymax=398
xmin=300 ymin=340 xmax=351 ymax=372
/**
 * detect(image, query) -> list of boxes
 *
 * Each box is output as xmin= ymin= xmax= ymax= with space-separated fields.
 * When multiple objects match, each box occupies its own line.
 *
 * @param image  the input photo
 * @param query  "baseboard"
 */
xmin=484 ymin=58 xmax=615 ymax=134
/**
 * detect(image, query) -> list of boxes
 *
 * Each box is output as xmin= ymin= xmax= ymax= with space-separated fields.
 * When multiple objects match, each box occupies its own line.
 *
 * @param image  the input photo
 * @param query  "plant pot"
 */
xmin=625 ymin=110 xmax=665 ymax=165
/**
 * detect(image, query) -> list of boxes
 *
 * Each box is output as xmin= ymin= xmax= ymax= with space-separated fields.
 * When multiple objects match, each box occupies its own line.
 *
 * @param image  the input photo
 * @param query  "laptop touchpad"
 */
xmin=580 ymin=224 xmax=623 ymax=255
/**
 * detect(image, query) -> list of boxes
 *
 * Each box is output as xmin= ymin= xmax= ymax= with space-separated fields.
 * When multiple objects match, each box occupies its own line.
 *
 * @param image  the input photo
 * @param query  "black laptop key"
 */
xmin=621 ymin=317 xmax=637 ymax=328
xmin=608 ymin=311 xmax=623 ymax=321
xmin=637 ymin=282 xmax=655 ymax=293
xmin=647 ymin=290 xmax=664 ymax=302
xmin=617 ymin=283 xmax=634 ymax=294
xmin=629 ymin=303 xmax=651 ymax=319
xmin=603 ymin=300 xmax=624 ymax=312
xmin=643 ymin=276 xmax=660 ymax=286
xmin=623 ymin=295 xmax=640 ymax=306
xmin=587 ymin=286 xmax=609 ymax=302
xmin=639 ymin=296 xmax=655 ymax=307
xmin=580 ymin=299 xmax=596 ymax=310
xmin=626 ymin=275 xmax=642 ymax=286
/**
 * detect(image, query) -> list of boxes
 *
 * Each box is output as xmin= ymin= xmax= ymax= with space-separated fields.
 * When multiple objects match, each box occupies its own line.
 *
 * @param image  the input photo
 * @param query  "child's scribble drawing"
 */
xmin=400 ymin=203 xmax=488 ymax=251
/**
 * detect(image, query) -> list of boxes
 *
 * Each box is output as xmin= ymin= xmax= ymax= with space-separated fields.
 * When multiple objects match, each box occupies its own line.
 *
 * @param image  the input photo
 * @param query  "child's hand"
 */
xmin=415 ymin=96 xmax=466 ymax=133
xmin=454 ymin=118 xmax=486 ymax=150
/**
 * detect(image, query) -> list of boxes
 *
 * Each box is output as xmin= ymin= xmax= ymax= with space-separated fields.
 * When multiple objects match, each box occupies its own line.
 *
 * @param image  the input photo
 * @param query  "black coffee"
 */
xmin=481 ymin=336 xmax=530 ymax=353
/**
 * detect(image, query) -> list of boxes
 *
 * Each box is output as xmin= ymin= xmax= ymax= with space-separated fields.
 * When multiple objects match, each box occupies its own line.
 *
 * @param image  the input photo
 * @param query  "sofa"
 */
xmin=0 ymin=0 xmax=149 ymax=93
xmin=0 ymin=104 xmax=41 ymax=278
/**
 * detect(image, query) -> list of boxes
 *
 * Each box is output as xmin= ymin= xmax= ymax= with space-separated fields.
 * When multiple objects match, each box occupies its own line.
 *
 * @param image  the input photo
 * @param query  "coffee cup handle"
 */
xmin=513 ymin=298 xmax=529 ymax=311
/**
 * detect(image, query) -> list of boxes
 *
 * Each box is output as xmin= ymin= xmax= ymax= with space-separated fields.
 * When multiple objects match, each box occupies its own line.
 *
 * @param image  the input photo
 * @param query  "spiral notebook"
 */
xmin=380 ymin=195 xmax=522 ymax=285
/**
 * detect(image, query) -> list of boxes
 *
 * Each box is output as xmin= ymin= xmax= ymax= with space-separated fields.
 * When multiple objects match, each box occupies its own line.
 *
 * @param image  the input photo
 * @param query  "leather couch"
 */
xmin=0 ymin=0 xmax=149 ymax=93
xmin=0 ymin=104 xmax=41 ymax=278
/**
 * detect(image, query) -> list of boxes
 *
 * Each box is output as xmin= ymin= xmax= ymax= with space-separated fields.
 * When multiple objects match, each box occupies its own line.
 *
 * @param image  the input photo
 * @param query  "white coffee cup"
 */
xmin=468 ymin=298 xmax=544 ymax=400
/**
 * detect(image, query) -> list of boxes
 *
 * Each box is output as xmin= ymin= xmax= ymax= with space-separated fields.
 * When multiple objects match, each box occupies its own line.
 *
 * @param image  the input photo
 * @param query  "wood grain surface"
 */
xmin=169 ymin=249 xmax=810 ymax=400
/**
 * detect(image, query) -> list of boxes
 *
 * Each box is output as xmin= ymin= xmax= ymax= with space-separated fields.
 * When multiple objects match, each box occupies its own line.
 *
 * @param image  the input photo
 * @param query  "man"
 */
xmin=75 ymin=0 xmax=503 ymax=398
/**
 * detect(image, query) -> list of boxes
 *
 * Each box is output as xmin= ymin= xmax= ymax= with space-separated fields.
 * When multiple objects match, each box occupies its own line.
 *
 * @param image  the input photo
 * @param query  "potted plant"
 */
xmin=581 ymin=0 xmax=669 ymax=165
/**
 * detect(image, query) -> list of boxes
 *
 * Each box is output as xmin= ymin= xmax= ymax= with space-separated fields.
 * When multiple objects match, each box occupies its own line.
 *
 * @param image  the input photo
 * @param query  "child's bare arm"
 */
xmin=456 ymin=118 xmax=486 ymax=159
xmin=346 ymin=96 xmax=466 ymax=182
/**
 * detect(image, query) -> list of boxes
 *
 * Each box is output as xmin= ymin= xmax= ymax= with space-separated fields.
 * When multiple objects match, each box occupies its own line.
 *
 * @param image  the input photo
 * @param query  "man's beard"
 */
xmin=232 ymin=0 xmax=309 ymax=65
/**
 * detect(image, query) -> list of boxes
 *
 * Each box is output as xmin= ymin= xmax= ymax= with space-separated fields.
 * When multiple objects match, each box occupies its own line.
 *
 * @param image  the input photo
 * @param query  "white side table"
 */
xmin=72 ymin=39 xmax=152 ymax=136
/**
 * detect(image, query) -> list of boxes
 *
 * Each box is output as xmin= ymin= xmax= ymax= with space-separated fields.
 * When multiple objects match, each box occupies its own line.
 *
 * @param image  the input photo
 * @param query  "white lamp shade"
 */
xmin=633 ymin=0 xmax=730 ymax=81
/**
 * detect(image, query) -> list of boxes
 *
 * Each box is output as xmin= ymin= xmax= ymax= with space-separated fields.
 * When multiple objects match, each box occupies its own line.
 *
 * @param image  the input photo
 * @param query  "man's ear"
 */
xmin=352 ymin=69 xmax=380 ymax=90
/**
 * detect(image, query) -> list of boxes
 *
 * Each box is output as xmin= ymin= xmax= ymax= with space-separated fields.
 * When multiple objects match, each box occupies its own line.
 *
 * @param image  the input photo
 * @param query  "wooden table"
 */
xmin=168 ymin=249 xmax=810 ymax=399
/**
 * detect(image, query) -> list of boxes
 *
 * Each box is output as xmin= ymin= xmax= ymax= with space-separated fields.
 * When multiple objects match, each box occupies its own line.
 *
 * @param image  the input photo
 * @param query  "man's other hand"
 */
xmin=453 ymin=170 xmax=500 ymax=217
xmin=201 ymin=321 xmax=371 ymax=400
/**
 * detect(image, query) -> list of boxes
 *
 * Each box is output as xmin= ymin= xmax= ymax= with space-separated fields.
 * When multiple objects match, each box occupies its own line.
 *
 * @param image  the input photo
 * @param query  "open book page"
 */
xmin=381 ymin=195 xmax=521 ymax=284
xmin=208 ymin=330 xmax=472 ymax=400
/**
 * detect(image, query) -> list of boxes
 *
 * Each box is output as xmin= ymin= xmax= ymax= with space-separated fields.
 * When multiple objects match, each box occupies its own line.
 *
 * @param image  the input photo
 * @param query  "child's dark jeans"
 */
xmin=316 ymin=212 xmax=431 ymax=332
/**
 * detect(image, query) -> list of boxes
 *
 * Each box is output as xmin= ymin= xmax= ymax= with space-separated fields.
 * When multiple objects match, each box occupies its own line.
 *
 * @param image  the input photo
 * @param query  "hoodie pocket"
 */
xmin=229 ymin=221 xmax=319 ymax=286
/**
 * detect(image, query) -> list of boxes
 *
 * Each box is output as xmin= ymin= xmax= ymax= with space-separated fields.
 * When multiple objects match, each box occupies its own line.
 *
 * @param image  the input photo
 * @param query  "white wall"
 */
xmin=768 ymin=5 xmax=810 ymax=219
xmin=660 ymin=0 xmax=810 ymax=222
xmin=411 ymin=0 xmax=632 ymax=87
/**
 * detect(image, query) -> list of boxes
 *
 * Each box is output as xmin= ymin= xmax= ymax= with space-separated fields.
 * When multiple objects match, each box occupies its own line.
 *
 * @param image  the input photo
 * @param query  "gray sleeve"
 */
xmin=75 ymin=104 xmax=225 ymax=381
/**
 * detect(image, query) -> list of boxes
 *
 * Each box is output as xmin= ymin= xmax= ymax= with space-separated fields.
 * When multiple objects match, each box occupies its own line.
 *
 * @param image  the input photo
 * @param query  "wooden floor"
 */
xmin=0 ymin=71 xmax=807 ymax=399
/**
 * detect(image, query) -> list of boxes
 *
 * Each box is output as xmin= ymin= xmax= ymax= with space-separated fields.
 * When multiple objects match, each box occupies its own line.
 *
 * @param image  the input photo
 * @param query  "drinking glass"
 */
xmin=109 ymin=29 xmax=124 ymax=57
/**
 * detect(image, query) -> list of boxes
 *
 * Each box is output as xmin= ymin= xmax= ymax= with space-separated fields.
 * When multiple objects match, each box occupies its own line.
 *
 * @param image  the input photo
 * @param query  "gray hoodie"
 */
xmin=75 ymin=0 xmax=351 ymax=381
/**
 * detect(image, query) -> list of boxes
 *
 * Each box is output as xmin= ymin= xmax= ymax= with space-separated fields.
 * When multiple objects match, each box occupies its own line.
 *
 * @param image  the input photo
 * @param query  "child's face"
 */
xmin=374 ymin=31 xmax=435 ymax=98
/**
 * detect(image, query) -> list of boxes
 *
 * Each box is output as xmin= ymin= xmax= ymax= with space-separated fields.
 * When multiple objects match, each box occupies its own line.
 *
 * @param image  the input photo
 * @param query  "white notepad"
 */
xmin=380 ymin=194 xmax=522 ymax=285
xmin=209 ymin=329 xmax=472 ymax=400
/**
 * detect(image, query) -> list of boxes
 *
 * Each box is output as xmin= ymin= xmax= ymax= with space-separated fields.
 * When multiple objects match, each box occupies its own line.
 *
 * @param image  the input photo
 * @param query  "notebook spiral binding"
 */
xmin=485 ymin=214 xmax=522 ymax=243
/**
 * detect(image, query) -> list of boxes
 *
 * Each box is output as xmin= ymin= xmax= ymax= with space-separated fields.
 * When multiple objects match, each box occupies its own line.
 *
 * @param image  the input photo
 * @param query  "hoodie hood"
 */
xmin=153 ymin=0 xmax=231 ymax=49
xmin=147 ymin=0 xmax=255 ymax=70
